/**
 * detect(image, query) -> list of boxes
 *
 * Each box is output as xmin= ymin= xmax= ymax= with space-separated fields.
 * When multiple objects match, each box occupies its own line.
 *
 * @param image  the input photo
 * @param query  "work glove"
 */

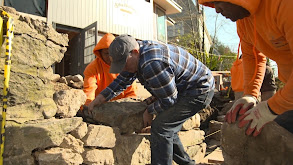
xmin=225 ymin=95 xmax=257 ymax=123
xmin=238 ymin=101 xmax=277 ymax=136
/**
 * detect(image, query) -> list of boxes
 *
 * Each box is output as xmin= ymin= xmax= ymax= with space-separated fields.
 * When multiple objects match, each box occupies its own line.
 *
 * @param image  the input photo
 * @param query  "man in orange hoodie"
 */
xmin=83 ymin=33 xmax=137 ymax=107
xmin=199 ymin=0 xmax=293 ymax=136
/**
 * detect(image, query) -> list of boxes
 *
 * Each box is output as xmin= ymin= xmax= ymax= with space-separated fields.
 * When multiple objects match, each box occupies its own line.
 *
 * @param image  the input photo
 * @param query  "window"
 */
xmin=84 ymin=27 xmax=96 ymax=64
xmin=156 ymin=6 xmax=166 ymax=42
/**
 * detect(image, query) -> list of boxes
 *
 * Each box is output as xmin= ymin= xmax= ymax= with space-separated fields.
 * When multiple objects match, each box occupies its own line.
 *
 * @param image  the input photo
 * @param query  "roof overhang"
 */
xmin=166 ymin=16 xmax=176 ymax=26
xmin=154 ymin=0 xmax=182 ymax=14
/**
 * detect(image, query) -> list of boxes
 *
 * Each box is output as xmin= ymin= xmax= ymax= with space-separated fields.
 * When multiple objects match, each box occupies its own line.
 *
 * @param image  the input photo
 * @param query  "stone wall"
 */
xmin=0 ymin=6 xmax=68 ymax=123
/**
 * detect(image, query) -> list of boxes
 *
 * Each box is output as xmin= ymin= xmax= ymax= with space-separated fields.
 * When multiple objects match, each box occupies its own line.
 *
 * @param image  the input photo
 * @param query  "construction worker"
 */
xmin=88 ymin=34 xmax=215 ymax=165
xmin=82 ymin=33 xmax=137 ymax=108
xmin=199 ymin=0 xmax=293 ymax=136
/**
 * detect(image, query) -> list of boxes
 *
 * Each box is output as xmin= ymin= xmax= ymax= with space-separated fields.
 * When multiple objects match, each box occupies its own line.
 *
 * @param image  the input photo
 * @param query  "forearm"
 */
xmin=100 ymin=71 xmax=136 ymax=101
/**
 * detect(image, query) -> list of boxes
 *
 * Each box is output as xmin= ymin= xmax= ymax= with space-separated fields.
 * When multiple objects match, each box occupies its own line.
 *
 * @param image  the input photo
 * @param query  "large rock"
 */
xmin=113 ymin=134 xmax=151 ymax=165
xmin=222 ymin=122 xmax=293 ymax=165
xmin=54 ymin=89 xmax=87 ymax=118
xmin=84 ymin=98 xmax=147 ymax=134
xmin=3 ymin=154 xmax=35 ymax=165
xmin=60 ymin=134 xmax=84 ymax=154
xmin=36 ymin=147 xmax=83 ymax=165
xmin=70 ymin=122 xmax=88 ymax=140
xmin=3 ymin=117 xmax=82 ymax=158
xmin=82 ymin=125 xmax=119 ymax=148
xmin=0 ymin=6 xmax=69 ymax=123
xmin=82 ymin=148 xmax=114 ymax=165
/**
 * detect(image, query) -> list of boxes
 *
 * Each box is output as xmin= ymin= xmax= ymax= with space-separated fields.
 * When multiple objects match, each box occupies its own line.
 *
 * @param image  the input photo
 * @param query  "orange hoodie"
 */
xmin=83 ymin=33 xmax=137 ymax=106
xmin=199 ymin=0 xmax=293 ymax=114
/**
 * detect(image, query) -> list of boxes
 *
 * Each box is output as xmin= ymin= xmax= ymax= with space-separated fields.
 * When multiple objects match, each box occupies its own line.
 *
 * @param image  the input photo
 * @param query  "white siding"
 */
xmin=47 ymin=0 xmax=98 ymax=29
xmin=97 ymin=0 xmax=153 ymax=40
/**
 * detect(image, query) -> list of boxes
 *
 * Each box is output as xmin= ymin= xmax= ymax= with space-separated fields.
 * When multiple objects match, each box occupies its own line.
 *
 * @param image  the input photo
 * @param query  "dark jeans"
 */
xmin=150 ymin=90 xmax=214 ymax=165
xmin=274 ymin=110 xmax=293 ymax=133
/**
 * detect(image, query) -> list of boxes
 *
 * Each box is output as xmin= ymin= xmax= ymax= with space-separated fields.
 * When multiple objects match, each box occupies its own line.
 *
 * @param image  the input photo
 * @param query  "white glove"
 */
xmin=225 ymin=95 xmax=257 ymax=123
xmin=238 ymin=101 xmax=277 ymax=136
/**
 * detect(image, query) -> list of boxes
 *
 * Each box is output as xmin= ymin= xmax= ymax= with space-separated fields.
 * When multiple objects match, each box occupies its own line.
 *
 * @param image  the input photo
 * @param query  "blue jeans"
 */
xmin=151 ymin=90 xmax=214 ymax=165
xmin=274 ymin=110 xmax=293 ymax=133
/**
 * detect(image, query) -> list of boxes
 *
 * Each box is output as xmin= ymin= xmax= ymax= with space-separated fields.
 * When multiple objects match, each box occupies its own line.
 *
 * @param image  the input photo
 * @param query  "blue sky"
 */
xmin=204 ymin=6 xmax=240 ymax=53
xmin=204 ymin=7 xmax=279 ymax=76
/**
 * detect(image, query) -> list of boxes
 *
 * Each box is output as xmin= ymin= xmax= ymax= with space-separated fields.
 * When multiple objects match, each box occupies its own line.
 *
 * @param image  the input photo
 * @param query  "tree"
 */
xmin=169 ymin=33 xmax=236 ymax=71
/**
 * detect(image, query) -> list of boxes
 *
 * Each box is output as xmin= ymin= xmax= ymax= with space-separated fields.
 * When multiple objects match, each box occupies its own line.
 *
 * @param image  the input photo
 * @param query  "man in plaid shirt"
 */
xmin=89 ymin=34 xmax=215 ymax=165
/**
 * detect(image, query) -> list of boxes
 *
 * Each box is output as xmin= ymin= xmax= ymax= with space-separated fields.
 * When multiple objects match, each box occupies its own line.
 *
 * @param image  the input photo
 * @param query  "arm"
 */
xmin=240 ymin=39 xmax=267 ymax=98
xmin=100 ymin=71 xmax=136 ymax=101
xmin=225 ymin=22 xmax=266 ymax=124
xmin=142 ymin=60 xmax=178 ymax=114
xmin=268 ymin=0 xmax=293 ymax=114
xmin=83 ymin=63 xmax=98 ymax=106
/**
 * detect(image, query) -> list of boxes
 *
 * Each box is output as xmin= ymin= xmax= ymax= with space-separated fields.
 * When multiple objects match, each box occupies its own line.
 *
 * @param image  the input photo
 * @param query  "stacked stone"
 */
xmin=0 ymin=6 xmax=68 ymax=122
xmin=57 ymin=74 xmax=84 ymax=89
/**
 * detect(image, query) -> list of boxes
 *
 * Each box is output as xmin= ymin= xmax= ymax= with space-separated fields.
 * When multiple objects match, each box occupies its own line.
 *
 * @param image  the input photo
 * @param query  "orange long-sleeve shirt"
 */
xmin=199 ymin=0 xmax=293 ymax=114
xmin=83 ymin=33 xmax=137 ymax=106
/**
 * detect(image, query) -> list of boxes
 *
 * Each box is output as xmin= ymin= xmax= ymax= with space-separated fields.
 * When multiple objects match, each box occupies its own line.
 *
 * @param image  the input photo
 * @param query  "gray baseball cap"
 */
xmin=109 ymin=34 xmax=137 ymax=73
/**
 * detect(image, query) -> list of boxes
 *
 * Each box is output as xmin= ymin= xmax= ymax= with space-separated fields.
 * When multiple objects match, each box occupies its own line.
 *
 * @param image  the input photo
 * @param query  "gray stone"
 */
xmin=70 ymin=122 xmax=88 ymax=139
xmin=182 ymin=113 xmax=201 ymax=130
xmin=54 ymin=89 xmax=87 ymax=118
xmin=69 ymin=81 xmax=83 ymax=89
xmin=222 ymin=122 xmax=293 ymax=165
xmin=50 ymin=74 xmax=61 ymax=82
xmin=72 ymin=74 xmax=83 ymax=82
xmin=3 ymin=154 xmax=35 ymax=165
xmin=3 ymin=117 xmax=82 ymax=158
xmin=60 ymin=134 xmax=84 ymax=154
xmin=59 ymin=77 xmax=68 ymax=84
xmin=82 ymin=148 xmax=114 ymax=165
xmin=82 ymin=125 xmax=118 ymax=148
xmin=65 ymin=75 xmax=73 ymax=83
xmin=185 ymin=143 xmax=206 ymax=164
xmin=84 ymin=98 xmax=146 ymax=134
xmin=36 ymin=147 xmax=83 ymax=165
xmin=113 ymin=134 xmax=151 ymax=165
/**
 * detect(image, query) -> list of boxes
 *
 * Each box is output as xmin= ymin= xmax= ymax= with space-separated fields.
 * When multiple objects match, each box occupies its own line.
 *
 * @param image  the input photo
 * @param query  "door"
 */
xmin=80 ymin=21 xmax=98 ymax=74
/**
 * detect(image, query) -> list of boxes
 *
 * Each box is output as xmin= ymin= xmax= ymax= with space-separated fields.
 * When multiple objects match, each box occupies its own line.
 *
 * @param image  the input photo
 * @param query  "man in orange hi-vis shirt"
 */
xmin=199 ymin=0 xmax=293 ymax=136
xmin=82 ymin=33 xmax=137 ymax=107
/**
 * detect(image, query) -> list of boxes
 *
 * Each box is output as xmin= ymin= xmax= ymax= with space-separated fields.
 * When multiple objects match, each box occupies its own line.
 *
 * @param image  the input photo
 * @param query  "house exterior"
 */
xmin=3 ymin=0 xmax=182 ymax=76
xmin=167 ymin=0 xmax=212 ymax=53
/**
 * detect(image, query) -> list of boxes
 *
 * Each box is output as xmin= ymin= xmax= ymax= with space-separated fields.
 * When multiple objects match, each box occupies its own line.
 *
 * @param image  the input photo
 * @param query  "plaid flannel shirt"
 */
xmin=100 ymin=40 xmax=214 ymax=114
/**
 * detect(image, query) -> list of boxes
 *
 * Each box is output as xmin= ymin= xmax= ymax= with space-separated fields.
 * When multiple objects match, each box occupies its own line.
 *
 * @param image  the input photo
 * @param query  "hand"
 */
xmin=88 ymin=94 xmax=106 ymax=112
xmin=143 ymin=96 xmax=156 ymax=105
xmin=238 ymin=101 xmax=277 ymax=136
xmin=143 ymin=109 xmax=153 ymax=127
xmin=225 ymin=95 xmax=257 ymax=123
